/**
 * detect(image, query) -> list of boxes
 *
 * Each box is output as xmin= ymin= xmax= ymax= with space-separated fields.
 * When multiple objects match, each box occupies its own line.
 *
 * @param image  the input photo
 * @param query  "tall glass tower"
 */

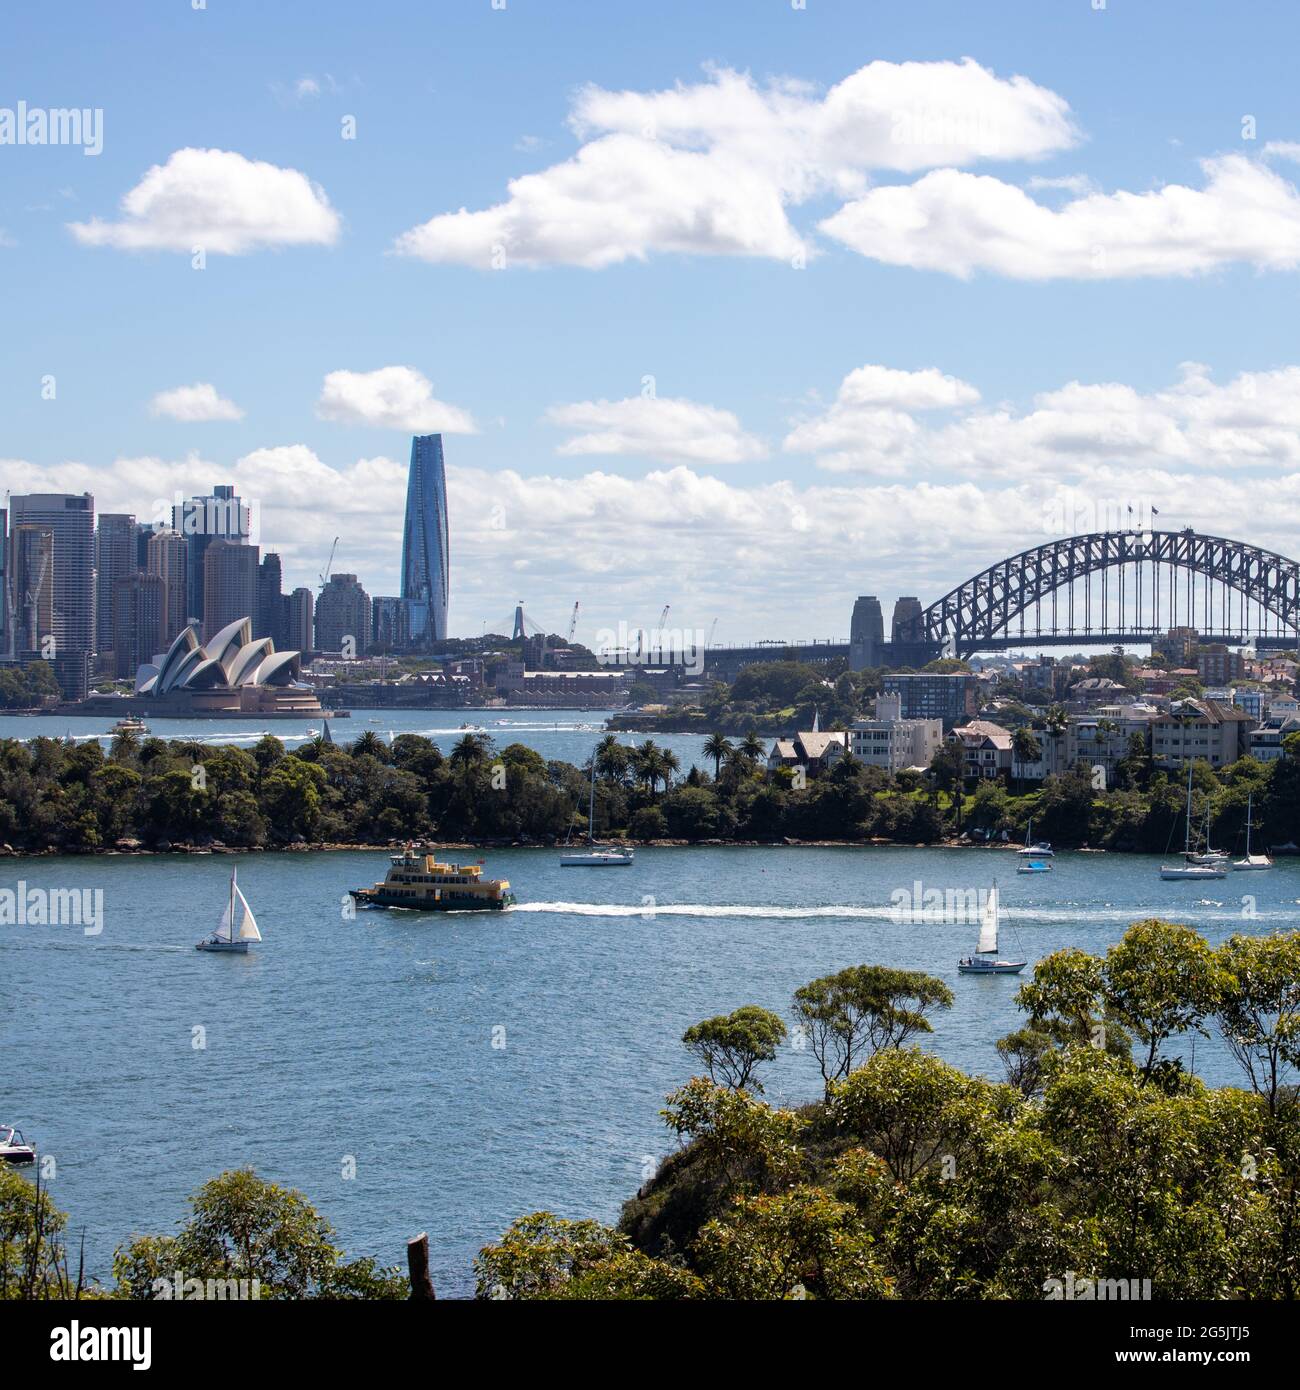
xmin=401 ymin=434 xmax=450 ymax=644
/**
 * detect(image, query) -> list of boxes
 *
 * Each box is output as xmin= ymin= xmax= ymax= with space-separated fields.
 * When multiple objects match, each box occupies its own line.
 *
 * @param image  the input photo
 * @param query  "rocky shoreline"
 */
xmin=0 ymin=836 xmax=1105 ymax=858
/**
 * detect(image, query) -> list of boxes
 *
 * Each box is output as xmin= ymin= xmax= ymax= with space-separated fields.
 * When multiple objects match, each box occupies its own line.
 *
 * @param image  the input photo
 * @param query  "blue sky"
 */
xmin=5 ymin=1 xmax=1300 ymax=642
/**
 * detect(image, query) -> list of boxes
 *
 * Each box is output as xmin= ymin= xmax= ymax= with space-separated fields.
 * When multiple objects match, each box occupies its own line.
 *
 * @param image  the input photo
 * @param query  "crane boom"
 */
xmin=318 ymin=536 xmax=339 ymax=591
xmin=566 ymin=601 xmax=580 ymax=643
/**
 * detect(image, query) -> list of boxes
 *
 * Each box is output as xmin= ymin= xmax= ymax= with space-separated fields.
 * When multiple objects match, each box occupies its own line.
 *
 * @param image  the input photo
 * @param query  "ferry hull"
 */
xmin=350 ymin=889 xmax=514 ymax=912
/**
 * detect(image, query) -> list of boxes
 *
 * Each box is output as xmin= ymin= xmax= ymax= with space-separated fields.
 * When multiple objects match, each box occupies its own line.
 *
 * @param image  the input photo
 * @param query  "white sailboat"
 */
xmin=561 ymin=753 xmax=633 ymax=866
xmin=197 ymin=867 xmax=263 ymax=952
xmin=1233 ymin=789 xmax=1273 ymax=870
xmin=1161 ymin=762 xmax=1227 ymax=880
xmin=958 ymin=882 xmax=1027 ymax=974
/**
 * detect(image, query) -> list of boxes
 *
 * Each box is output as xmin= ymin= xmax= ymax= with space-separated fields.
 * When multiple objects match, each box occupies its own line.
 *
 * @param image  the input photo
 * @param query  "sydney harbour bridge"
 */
xmin=695 ymin=529 xmax=1300 ymax=679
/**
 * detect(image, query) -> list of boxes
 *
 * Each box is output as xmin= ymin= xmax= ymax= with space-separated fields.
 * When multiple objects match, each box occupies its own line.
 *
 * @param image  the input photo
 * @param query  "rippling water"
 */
xmin=0 ymin=706 xmax=712 ymax=774
xmin=3 ymin=845 xmax=1296 ymax=1296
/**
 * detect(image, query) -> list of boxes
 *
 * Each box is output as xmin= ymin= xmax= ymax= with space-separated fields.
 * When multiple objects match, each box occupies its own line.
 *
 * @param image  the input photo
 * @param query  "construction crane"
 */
xmin=658 ymin=604 xmax=670 ymax=630
xmin=566 ymin=601 xmax=580 ymax=643
xmin=706 ymin=617 xmax=719 ymax=648
xmin=318 ymin=537 xmax=340 ymax=592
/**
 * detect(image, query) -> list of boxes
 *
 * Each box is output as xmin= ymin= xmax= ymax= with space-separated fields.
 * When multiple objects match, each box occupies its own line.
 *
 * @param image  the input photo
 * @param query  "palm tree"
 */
xmin=353 ymin=730 xmax=386 ymax=758
xmin=1011 ymin=726 xmax=1041 ymax=790
xmin=740 ymin=731 xmax=765 ymax=763
xmin=659 ymin=748 xmax=680 ymax=793
xmin=703 ymin=733 xmax=733 ymax=779
xmin=594 ymin=734 xmax=627 ymax=784
xmin=633 ymin=740 xmax=661 ymax=794
xmin=449 ymin=732 xmax=492 ymax=771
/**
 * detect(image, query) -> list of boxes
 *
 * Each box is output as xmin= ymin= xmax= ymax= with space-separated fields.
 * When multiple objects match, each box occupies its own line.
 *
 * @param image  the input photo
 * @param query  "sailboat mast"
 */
xmin=229 ymin=869 xmax=235 ymax=943
xmin=587 ymin=754 xmax=596 ymax=840
xmin=1184 ymin=762 xmax=1193 ymax=855
xmin=1245 ymin=789 xmax=1253 ymax=856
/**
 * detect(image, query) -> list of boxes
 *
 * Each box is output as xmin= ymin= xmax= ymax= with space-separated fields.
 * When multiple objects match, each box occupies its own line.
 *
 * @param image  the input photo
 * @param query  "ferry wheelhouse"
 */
xmin=350 ymin=848 xmax=515 ymax=912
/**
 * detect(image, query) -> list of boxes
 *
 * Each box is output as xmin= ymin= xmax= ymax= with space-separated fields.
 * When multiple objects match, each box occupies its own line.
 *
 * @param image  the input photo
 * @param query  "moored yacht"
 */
xmin=1161 ymin=762 xmax=1227 ymax=880
xmin=1016 ymin=818 xmax=1054 ymax=857
xmin=1233 ymin=789 xmax=1273 ymax=871
xmin=561 ymin=752 xmax=634 ymax=866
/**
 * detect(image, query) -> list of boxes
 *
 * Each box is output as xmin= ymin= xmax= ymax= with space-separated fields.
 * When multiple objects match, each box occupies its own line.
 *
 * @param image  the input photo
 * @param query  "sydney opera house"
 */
xmin=127 ymin=617 xmax=323 ymax=716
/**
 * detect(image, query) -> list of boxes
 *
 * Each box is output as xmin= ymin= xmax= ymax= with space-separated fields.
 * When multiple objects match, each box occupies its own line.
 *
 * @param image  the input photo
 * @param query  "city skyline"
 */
xmin=8 ymin=3 xmax=1300 ymax=643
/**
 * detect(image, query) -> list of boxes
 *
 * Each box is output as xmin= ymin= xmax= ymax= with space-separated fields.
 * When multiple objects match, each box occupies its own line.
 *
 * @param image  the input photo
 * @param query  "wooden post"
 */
xmin=407 ymin=1232 xmax=436 ymax=1300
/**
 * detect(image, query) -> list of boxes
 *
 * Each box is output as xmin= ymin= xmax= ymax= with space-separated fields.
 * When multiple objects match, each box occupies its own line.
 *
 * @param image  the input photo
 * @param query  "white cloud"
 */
xmin=787 ymin=360 xmax=1300 ymax=478
xmin=149 ymin=382 xmax=244 ymax=423
xmin=821 ymin=154 xmax=1300 ymax=279
xmin=68 ymin=148 xmax=341 ymax=254
xmin=13 ymin=395 xmax=1300 ymax=640
xmin=545 ymin=394 xmax=765 ymax=464
xmin=316 ymin=366 xmax=477 ymax=433
xmin=393 ymin=58 xmax=1077 ymax=268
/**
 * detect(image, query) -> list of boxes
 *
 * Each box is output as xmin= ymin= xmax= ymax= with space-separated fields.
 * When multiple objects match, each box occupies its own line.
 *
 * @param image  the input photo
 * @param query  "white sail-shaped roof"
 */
xmin=228 ymin=638 xmax=274 ymax=687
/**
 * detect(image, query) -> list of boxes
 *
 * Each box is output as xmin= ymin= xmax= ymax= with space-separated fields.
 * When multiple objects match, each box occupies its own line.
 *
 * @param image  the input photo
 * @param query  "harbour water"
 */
xmin=3 ymin=843 xmax=1294 ymax=1296
xmin=0 ymin=707 xmax=712 ymax=775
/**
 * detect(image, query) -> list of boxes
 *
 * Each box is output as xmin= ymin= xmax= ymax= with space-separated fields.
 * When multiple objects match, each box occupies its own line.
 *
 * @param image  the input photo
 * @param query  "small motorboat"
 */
xmin=1017 ymin=859 xmax=1052 ymax=874
xmin=197 ymin=867 xmax=262 ymax=952
xmin=1016 ymin=817 xmax=1053 ymax=857
xmin=0 ymin=1125 xmax=36 ymax=1165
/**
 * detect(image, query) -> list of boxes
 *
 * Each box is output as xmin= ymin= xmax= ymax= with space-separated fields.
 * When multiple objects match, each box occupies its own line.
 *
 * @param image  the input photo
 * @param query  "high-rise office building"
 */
xmin=401 ymin=434 xmax=449 ymax=645
xmin=146 ymin=528 xmax=189 ymax=645
xmin=95 ymin=513 xmax=137 ymax=660
xmin=202 ymin=539 xmax=259 ymax=642
xmin=10 ymin=524 xmax=55 ymax=657
xmin=371 ymin=595 xmax=411 ymax=651
xmin=173 ymin=485 xmax=250 ymax=625
xmin=10 ymin=493 xmax=95 ymax=698
xmin=257 ymin=553 xmax=284 ymax=645
xmin=286 ymin=587 xmax=314 ymax=654
xmin=112 ymin=572 xmax=164 ymax=679
xmin=314 ymin=573 xmax=372 ymax=654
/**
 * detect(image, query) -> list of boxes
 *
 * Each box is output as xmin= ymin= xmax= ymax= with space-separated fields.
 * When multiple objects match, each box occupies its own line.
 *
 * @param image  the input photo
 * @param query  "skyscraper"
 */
xmin=173 ymin=484 xmax=250 ymax=625
xmin=112 ymin=572 xmax=164 ymax=679
xmin=257 ymin=553 xmax=284 ymax=645
xmin=10 ymin=493 xmax=95 ymax=698
xmin=286 ymin=587 xmax=314 ymax=654
xmin=314 ymin=573 xmax=372 ymax=655
xmin=146 ymin=528 xmax=189 ymax=645
xmin=202 ymin=539 xmax=259 ymax=642
xmin=401 ymin=434 xmax=449 ymax=645
xmin=95 ymin=513 xmax=137 ymax=662
xmin=10 ymin=525 xmax=55 ymax=657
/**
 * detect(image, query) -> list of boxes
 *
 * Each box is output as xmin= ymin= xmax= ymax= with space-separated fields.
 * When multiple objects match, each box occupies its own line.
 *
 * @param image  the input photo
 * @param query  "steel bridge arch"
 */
xmin=908 ymin=529 xmax=1300 ymax=658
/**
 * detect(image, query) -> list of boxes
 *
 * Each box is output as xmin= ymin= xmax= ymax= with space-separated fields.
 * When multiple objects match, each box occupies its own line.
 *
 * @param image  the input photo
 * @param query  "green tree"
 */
xmin=1103 ymin=919 xmax=1224 ymax=1081
xmin=1214 ymin=932 xmax=1300 ymax=1114
xmin=113 ymin=1169 xmax=406 ymax=1300
xmin=793 ymin=965 xmax=954 ymax=1096
xmin=682 ymin=1006 xmax=788 ymax=1092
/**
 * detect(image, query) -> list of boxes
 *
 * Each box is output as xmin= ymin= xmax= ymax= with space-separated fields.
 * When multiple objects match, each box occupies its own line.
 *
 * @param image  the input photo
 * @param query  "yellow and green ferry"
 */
xmin=349 ymin=847 xmax=515 ymax=912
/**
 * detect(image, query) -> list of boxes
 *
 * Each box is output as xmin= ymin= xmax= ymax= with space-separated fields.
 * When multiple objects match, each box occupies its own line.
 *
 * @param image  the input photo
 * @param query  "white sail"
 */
xmin=234 ymin=886 xmax=262 ymax=941
xmin=977 ymin=884 xmax=999 ymax=954
xmin=216 ymin=901 xmax=233 ymax=942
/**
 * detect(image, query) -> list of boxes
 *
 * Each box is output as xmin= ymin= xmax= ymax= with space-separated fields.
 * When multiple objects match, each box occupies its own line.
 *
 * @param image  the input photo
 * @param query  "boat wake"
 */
xmin=512 ymin=900 xmax=1295 ymax=923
